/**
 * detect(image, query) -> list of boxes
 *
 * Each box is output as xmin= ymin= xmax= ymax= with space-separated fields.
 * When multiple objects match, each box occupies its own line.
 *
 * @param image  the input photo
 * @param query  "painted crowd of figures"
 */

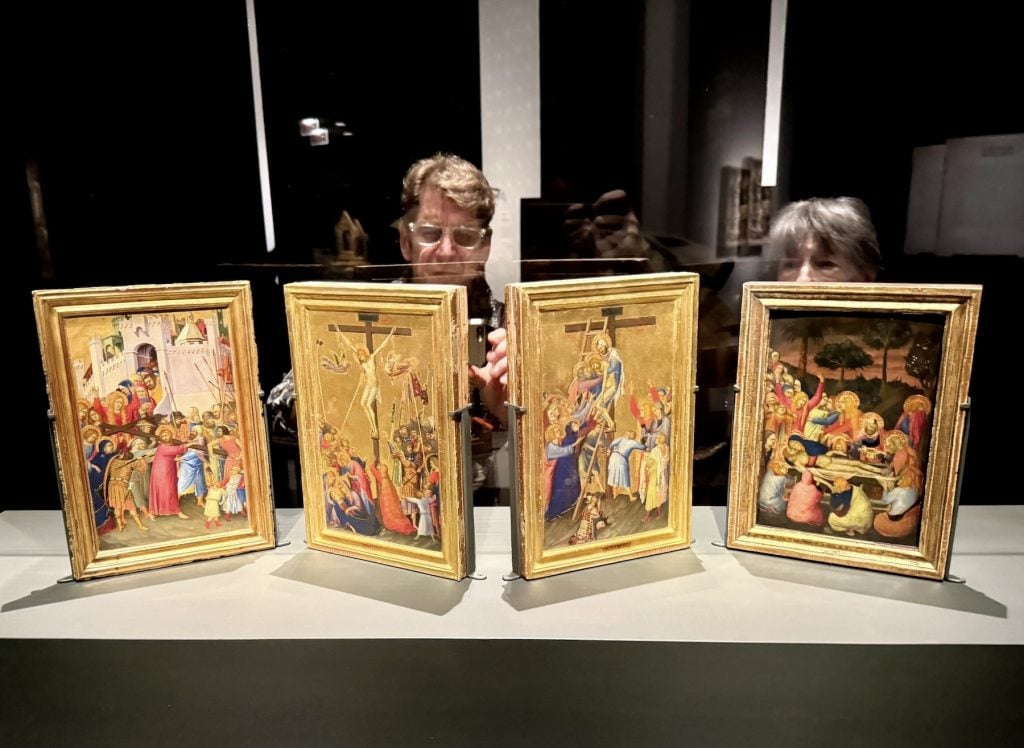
xmin=80 ymin=372 xmax=246 ymax=536
xmin=319 ymin=420 xmax=441 ymax=544
xmin=758 ymin=348 xmax=932 ymax=541
xmin=318 ymin=331 xmax=441 ymax=547
xmin=541 ymin=331 xmax=673 ymax=546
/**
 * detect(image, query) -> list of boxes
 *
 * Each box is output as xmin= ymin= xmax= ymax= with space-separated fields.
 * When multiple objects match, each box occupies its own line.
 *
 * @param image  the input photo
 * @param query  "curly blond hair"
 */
xmin=400 ymin=153 xmax=496 ymax=224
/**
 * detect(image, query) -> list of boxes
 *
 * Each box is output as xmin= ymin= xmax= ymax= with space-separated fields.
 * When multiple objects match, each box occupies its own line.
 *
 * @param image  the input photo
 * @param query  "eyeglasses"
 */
xmin=407 ymin=222 xmax=489 ymax=251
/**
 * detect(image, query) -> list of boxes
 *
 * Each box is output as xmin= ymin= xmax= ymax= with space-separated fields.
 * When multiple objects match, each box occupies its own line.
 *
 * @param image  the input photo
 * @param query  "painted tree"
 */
xmin=904 ymin=331 xmax=942 ymax=392
xmin=861 ymin=318 xmax=913 ymax=392
xmin=813 ymin=339 xmax=873 ymax=385
xmin=778 ymin=317 xmax=827 ymax=378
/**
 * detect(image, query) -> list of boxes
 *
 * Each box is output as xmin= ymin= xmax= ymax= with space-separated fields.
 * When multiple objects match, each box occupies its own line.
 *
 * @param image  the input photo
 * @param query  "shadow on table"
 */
xmin=1 ymin=554 xmax=260 ymax=614
xmin=502 ymin=548 xmax=704 ymax=611
xmin=2 ymin=509 xmax=306 ymax=615
xmin=710 ymin=507 xmax=1007 ymax=619
xmin=271 ymin=550 xmax=470 ymax=616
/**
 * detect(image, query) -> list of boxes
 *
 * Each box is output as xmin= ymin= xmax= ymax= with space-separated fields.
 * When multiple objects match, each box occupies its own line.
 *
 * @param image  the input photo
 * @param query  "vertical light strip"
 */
xmin=761 ymin=0 xmax=788 ymax=187
xmin=246 ymin=0 xmax=276 ymax=252
xmin=478 ymin=0 xmax=541 ymax=290
xmin=641 ymin=0 xmax=686 ymax=236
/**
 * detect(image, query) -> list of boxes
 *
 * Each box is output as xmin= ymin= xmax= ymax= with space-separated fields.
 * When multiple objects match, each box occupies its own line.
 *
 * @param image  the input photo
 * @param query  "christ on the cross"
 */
xmin=339 ymin=328 xmax=396 ymax=437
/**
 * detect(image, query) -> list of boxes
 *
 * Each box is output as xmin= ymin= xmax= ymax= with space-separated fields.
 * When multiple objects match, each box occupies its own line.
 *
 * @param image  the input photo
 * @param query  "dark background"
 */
xmin=3 ymin=639 xmax=1021 ymax=747
xmin=8 ymin=0 xmax=1021 ymax=511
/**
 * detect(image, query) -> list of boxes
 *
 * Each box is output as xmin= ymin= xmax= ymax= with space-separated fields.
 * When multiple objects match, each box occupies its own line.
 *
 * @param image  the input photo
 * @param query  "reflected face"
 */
xmin=400 ymin=188 xmax=490 ymax=283
xmin=777 ymin=239 xmax=874 ymax=283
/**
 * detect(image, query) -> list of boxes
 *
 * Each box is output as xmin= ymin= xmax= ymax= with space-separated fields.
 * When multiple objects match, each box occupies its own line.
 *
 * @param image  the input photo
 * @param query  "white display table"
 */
xmin=2 ymin=506 xmax=1022 ymax=643
xmin=3 ymin=506 xmax=1022 ymax=747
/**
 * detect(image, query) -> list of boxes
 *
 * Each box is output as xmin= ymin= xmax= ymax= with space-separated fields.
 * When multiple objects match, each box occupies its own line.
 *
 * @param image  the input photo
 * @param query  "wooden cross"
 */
xmin=329 ymin=313 xmax=412 ymax=461
xmin=564 ymin=307 xmax=658 ymax=517
xmin=563 ymin=306 xmax=657 ymax=421
xmin=563 ymin=306 xmax=657 ymax=341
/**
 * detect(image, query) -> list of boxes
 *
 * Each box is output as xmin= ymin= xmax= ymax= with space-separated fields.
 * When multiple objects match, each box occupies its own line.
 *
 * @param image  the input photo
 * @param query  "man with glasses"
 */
xmin=398 ymin=153 xmax=508 ymax=427
xmin=268 ymin=154 xmax=510 ymax=504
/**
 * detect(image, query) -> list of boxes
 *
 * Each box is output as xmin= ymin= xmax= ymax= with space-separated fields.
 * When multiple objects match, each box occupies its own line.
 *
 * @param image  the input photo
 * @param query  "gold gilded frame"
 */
xmin=33 ymin=282 xmax=275 ymax=580
xmin=284 ymin=282 xmax=470 ymax=580
xmin=726 ymin=282 xmax=981 ymax=579
xmin=506 ymin=272 xmax=699 ymax=579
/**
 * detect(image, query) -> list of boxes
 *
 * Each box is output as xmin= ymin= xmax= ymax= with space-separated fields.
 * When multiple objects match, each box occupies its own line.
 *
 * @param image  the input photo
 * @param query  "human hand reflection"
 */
xmin=563 ymin=189 xmax=646 ymax=260
xmin=468 ymin=327 xmax=508 ymax=425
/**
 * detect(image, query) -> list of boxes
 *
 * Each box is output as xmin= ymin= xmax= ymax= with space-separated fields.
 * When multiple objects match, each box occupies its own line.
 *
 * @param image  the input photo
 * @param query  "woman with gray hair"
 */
xmin=770 ymin=197 xmax=882 ymax=282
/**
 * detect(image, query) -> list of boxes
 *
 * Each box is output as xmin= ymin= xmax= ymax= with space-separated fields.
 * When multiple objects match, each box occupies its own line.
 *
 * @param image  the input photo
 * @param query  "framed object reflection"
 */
xmin=506 ymin=272 xmax=699 ymax=579
xmin=32 ymin=282 xmax=276 ymax=580
xmin=284 ymin=282 xmax=470 ymax=580
xmin=726 ymin=282 xmax=981 ymax=579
